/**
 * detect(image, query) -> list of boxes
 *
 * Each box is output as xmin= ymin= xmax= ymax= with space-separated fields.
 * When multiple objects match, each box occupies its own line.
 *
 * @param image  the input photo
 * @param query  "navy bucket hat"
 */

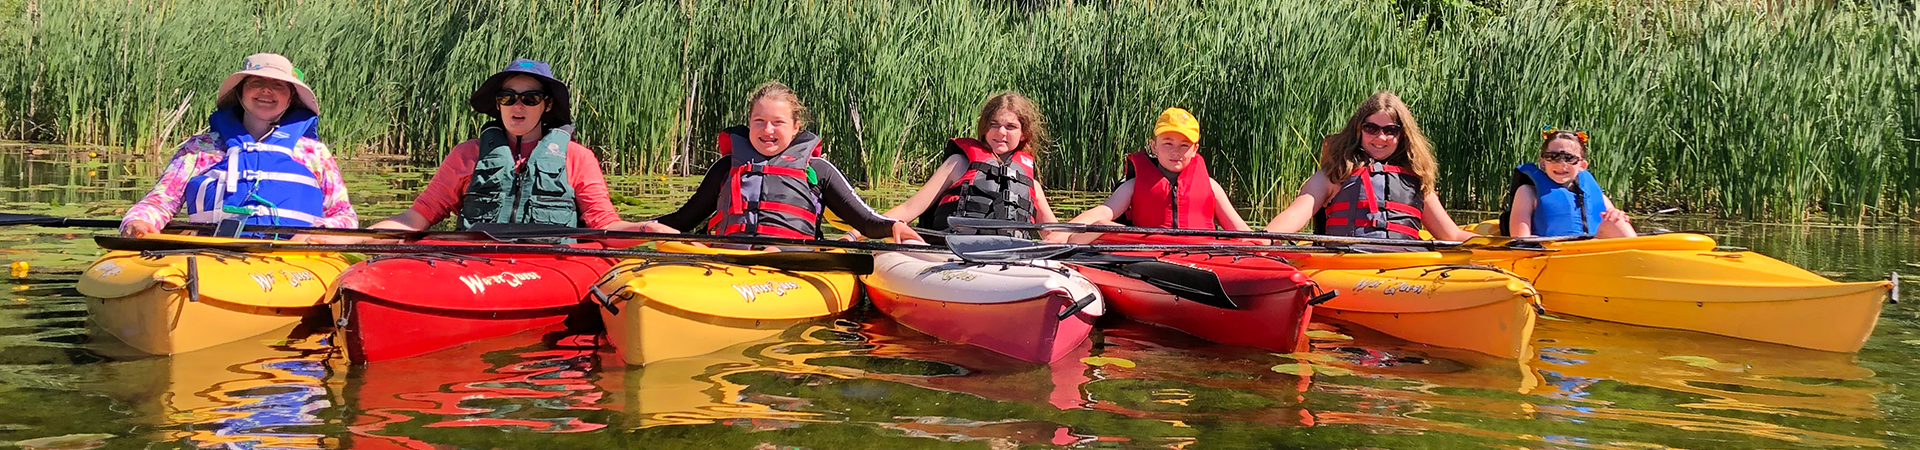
xmin=469 ymin=58 xmax=573 ymax=126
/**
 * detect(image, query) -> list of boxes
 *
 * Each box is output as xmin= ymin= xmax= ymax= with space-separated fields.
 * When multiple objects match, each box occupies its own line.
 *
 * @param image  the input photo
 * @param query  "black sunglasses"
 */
xmin=494 ymin=89 xmax=548 ymax=107
xmin=1541 ymin=151 xmax=1585 ymax=165
xmin=1360 ymin=122 xmax=1403 ymax=137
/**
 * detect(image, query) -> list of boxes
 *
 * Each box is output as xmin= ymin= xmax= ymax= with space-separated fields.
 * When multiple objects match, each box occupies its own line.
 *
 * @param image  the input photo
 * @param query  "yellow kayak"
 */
xmin=76 ymin=235 xmax=349 ymax=355
xmin=596 ymin=241 xmax=857 ymax=366
xmin=1278 ymin=250 xmax=1540 ymax=358
xmin=1468 ymin=222 xmax=1893 ymax=352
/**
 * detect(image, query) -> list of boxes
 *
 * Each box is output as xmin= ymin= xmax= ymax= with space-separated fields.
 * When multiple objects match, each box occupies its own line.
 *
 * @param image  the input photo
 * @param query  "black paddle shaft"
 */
xmin=945 ymin=217 xmax=1587 ymax=249
xmin=465 ymin=223 xmax=946 ymax=254
xmin=93 ymin=236 xmax=876 ymax=274
xmin=0 ymin=213 xmax=486 ymax=240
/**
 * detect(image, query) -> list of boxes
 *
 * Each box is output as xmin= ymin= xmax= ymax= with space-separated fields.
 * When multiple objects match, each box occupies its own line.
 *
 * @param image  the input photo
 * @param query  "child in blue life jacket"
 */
xmin=1044 ymin=107 xmax=1255 ymax=243
xmin=1499 ymin=127 xmax=1636 ymax=238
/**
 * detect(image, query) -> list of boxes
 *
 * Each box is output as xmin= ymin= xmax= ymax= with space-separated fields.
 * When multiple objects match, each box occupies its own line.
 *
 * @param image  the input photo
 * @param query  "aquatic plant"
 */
xmin=0 ymin=0 xmax=1913 ymax=221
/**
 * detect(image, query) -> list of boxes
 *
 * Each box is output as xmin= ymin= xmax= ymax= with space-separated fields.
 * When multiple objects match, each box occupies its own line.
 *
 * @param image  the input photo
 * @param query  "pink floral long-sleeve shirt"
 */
xmin=121 ymin=133 xmax=359 ymax=233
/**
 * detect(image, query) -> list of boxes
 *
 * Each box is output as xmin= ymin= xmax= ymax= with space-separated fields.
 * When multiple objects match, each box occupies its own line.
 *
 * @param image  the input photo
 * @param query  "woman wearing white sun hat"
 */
xmin=120 ymin=53 xmax=357 ymax=237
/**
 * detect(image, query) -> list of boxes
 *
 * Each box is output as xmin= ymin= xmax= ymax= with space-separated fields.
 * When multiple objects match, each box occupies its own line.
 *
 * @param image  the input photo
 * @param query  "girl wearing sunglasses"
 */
xmin=1263 ymin=91 xmax=1475 ymax=241
xmin=362 ymin=58 xmax=643 ymax=236
xmin=1499 ymin=128 xmax=1636 ymax=238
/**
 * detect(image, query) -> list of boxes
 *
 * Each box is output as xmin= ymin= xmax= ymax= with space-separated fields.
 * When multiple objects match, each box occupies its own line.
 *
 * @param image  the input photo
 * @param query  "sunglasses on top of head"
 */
xmin=494 ymin=89 xmax=548 ymax=107
xmin=1360 ymin=122 xmax=1403 ymax=137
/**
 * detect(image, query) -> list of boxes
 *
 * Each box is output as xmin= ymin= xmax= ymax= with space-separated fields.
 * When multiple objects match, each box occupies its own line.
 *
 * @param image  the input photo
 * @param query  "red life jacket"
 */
xmin=1320 ymin=161 xmax=1425 ymax=239
xmin=919 ymin=138 xmax=1041 ymax=233
xmin=1124 ymin=151 xmax=1218 ymax=230
xmin=707 ymin=126 xmax=823 ymax=239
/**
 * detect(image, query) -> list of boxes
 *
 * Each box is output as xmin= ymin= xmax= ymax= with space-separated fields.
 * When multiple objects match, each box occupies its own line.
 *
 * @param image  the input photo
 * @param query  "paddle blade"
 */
xmin=95 ymin=236 xmax=214 ymax=252
xmin=944 ymin=217 xmax=1044 ymax=231
xmin=0 ymin=213 xmax=65 ymax=226
xmin=945 ymin=234 xmax=1078 ymax=262
xmin=721 ymin=252 xmax=874 ymax=275
xmin=1081 ymin=261 xmax=1239 ymax=310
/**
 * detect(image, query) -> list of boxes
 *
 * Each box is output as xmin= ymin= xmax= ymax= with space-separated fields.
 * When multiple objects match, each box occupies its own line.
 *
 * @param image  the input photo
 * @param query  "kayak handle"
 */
xmin=186 ymin=256 xmax=200 ymax=303
xmin=1057 ymin=293 xmax=1099 ymax=320
xmin=1891 ymin=271 xmax=1902 ymax=305
xmin=589 ymin=286 xmax=620 ymax=315
xmin=1307 ymin=289 xmax=1339 ymax=306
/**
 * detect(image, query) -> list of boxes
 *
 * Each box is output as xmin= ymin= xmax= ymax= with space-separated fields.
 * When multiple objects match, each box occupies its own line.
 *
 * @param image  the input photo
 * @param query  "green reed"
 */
xmin=0 ymin=0 xmax=1913 ymax=222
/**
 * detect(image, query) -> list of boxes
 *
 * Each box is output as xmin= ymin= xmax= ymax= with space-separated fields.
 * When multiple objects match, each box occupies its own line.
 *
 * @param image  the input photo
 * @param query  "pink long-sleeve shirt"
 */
xmin=122 ymin=133 xmax=359 ymax=233
xmin=404 ymin=139 xmax=623 ymax=229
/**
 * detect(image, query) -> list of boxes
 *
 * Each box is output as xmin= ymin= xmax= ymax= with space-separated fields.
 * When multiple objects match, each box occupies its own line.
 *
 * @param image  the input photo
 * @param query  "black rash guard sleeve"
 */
xmin=811 ymin=159 xmax=900 ymax=238
xmin=652 ymin=157 xmax=896 ymax=237
xmin=651 ymin=157 xmax=731 ymax=231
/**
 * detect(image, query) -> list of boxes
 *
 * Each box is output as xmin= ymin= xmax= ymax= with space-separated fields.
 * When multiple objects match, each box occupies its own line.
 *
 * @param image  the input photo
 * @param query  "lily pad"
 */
xmin=1305 ymin=329 xmax=1352 ymax=340
xmin=1659 ymin=355 xmax=1746 ymax=372
xmin=15 ymin=433 xmax=115 ymax=450
xmin=1080 ymin=356 xmax=1136 ymax=368
xmin=1274 ymin=352 xmax=1336 ymax=363
xmin=1270 ymin=363 xmax=1352 ymax=377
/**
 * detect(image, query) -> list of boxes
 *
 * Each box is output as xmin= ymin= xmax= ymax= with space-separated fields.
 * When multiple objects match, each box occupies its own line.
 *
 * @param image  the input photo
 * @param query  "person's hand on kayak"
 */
xmin=122 ymin=220 xmax=159 ymax=238
xmin=1601 ymin=209 xmax=1631 ymax=225
xmin=290 ymin=234 xmax=369 ymax=245
xmin=635 ymin=220 xmax=678 ymax=235
xmin=888 ymin=221 xmax=924 ymax=244
xmin=1042 ymin=231 xmax=1073 ymax=244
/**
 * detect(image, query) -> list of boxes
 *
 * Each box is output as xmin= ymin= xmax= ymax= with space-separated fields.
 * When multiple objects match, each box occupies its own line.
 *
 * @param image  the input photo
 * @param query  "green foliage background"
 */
xmin=0 ymin=0 xmax=1913 ymax=221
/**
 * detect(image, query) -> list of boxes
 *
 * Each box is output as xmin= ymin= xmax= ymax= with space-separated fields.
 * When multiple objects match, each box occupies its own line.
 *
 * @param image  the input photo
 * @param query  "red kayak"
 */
xmin=1077 ymin=233 xmax=1320 ymax=353
xmin=332 ymin=240 xmax=616 ymax=363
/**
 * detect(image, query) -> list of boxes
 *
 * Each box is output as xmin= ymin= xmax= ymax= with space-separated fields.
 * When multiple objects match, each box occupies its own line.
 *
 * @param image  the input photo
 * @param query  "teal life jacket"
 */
xmin=458 ymin=123 xmax=581 ymax=232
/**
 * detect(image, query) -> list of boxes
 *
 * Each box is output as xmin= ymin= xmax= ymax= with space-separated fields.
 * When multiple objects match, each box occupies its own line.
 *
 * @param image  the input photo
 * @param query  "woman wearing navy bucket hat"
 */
xmin=120 ymin=53 xmax=358 ymax=238
xmin=365 ymin=58 xmax=644 ymax=234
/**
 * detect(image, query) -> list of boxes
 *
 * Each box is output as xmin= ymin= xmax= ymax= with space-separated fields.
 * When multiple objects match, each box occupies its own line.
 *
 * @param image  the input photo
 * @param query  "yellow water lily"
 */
xmin=1080 ymin=356 xmax=1136 ymax=368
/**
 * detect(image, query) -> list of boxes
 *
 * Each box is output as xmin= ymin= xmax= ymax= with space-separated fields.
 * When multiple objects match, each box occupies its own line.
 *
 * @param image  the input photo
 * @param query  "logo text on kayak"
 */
xmin=1352 ymin=278 xmax=1426 ymax=296
xmin=249 ymin=270 xmax=317 ymax=291
xmin=734 ymin=281 xmax=800 ymax=302
xmin=460 ymin=271 xmax=543 ymax=294
xmin=916 ymin=266 xmax=979 ymax=282
xmin=90 ymin=261 xmax=123 ymax=278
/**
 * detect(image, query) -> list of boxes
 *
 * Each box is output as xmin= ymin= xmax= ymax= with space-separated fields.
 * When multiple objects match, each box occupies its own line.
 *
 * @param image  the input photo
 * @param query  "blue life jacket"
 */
xmin=1506 ymin=162 xmax=1606 ymax=237
xmin=182 ymin=108 xmax=326 ymax=228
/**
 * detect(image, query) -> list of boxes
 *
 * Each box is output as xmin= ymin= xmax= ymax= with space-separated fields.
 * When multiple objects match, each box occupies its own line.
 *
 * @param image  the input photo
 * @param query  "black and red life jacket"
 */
xmin=1318 ymin=161 xmax=1425 ymax=240
xmin=1124 ymin=151 xmax=1218 ymax=230
xmin=707 ymin=126 xmax=824 ymax=239
xmin=918 ymin=138 xmax=1041 ymax=234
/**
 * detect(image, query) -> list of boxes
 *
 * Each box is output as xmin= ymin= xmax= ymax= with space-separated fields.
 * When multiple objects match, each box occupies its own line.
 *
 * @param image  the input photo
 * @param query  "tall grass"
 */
xmin=0 ymin=0 xmax=1914 ymax=222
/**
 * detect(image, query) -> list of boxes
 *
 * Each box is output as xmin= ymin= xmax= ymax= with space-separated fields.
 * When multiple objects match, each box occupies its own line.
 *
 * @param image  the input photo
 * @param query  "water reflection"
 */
xmin=1 ymin=143 xmax=1915 ymax=449
xmin=91 ymin=323 xmax=333 ymax=449
xmin=0 ymin=144 xmax=148 ymax=205
xmin=598 ymin=323 xmax=852 ymax=429
xmin=1523 ymin=316 xmax=1885 ymax=448
xmin=343 ymin=325 xmax=608 ymax=449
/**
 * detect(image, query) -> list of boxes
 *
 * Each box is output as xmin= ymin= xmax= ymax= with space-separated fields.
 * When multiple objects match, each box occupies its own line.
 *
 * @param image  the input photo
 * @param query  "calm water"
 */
xmin=1 ymin=144 xmax=1916 ymax=450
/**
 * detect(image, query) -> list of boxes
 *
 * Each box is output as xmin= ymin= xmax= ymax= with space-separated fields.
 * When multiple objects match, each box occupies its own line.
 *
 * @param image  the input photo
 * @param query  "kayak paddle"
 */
xmin=0 ymin=212 xmax=493 ymax=241
xmin=945 ymin=217 xmax=1582 ymax=250
xmin=463 ymin=223 xmax=948 ymax=254
xmin=94 ymin=236 xmax=877 ymax=274
xmin=946 ymin=234 xmax=1239 ymax=310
